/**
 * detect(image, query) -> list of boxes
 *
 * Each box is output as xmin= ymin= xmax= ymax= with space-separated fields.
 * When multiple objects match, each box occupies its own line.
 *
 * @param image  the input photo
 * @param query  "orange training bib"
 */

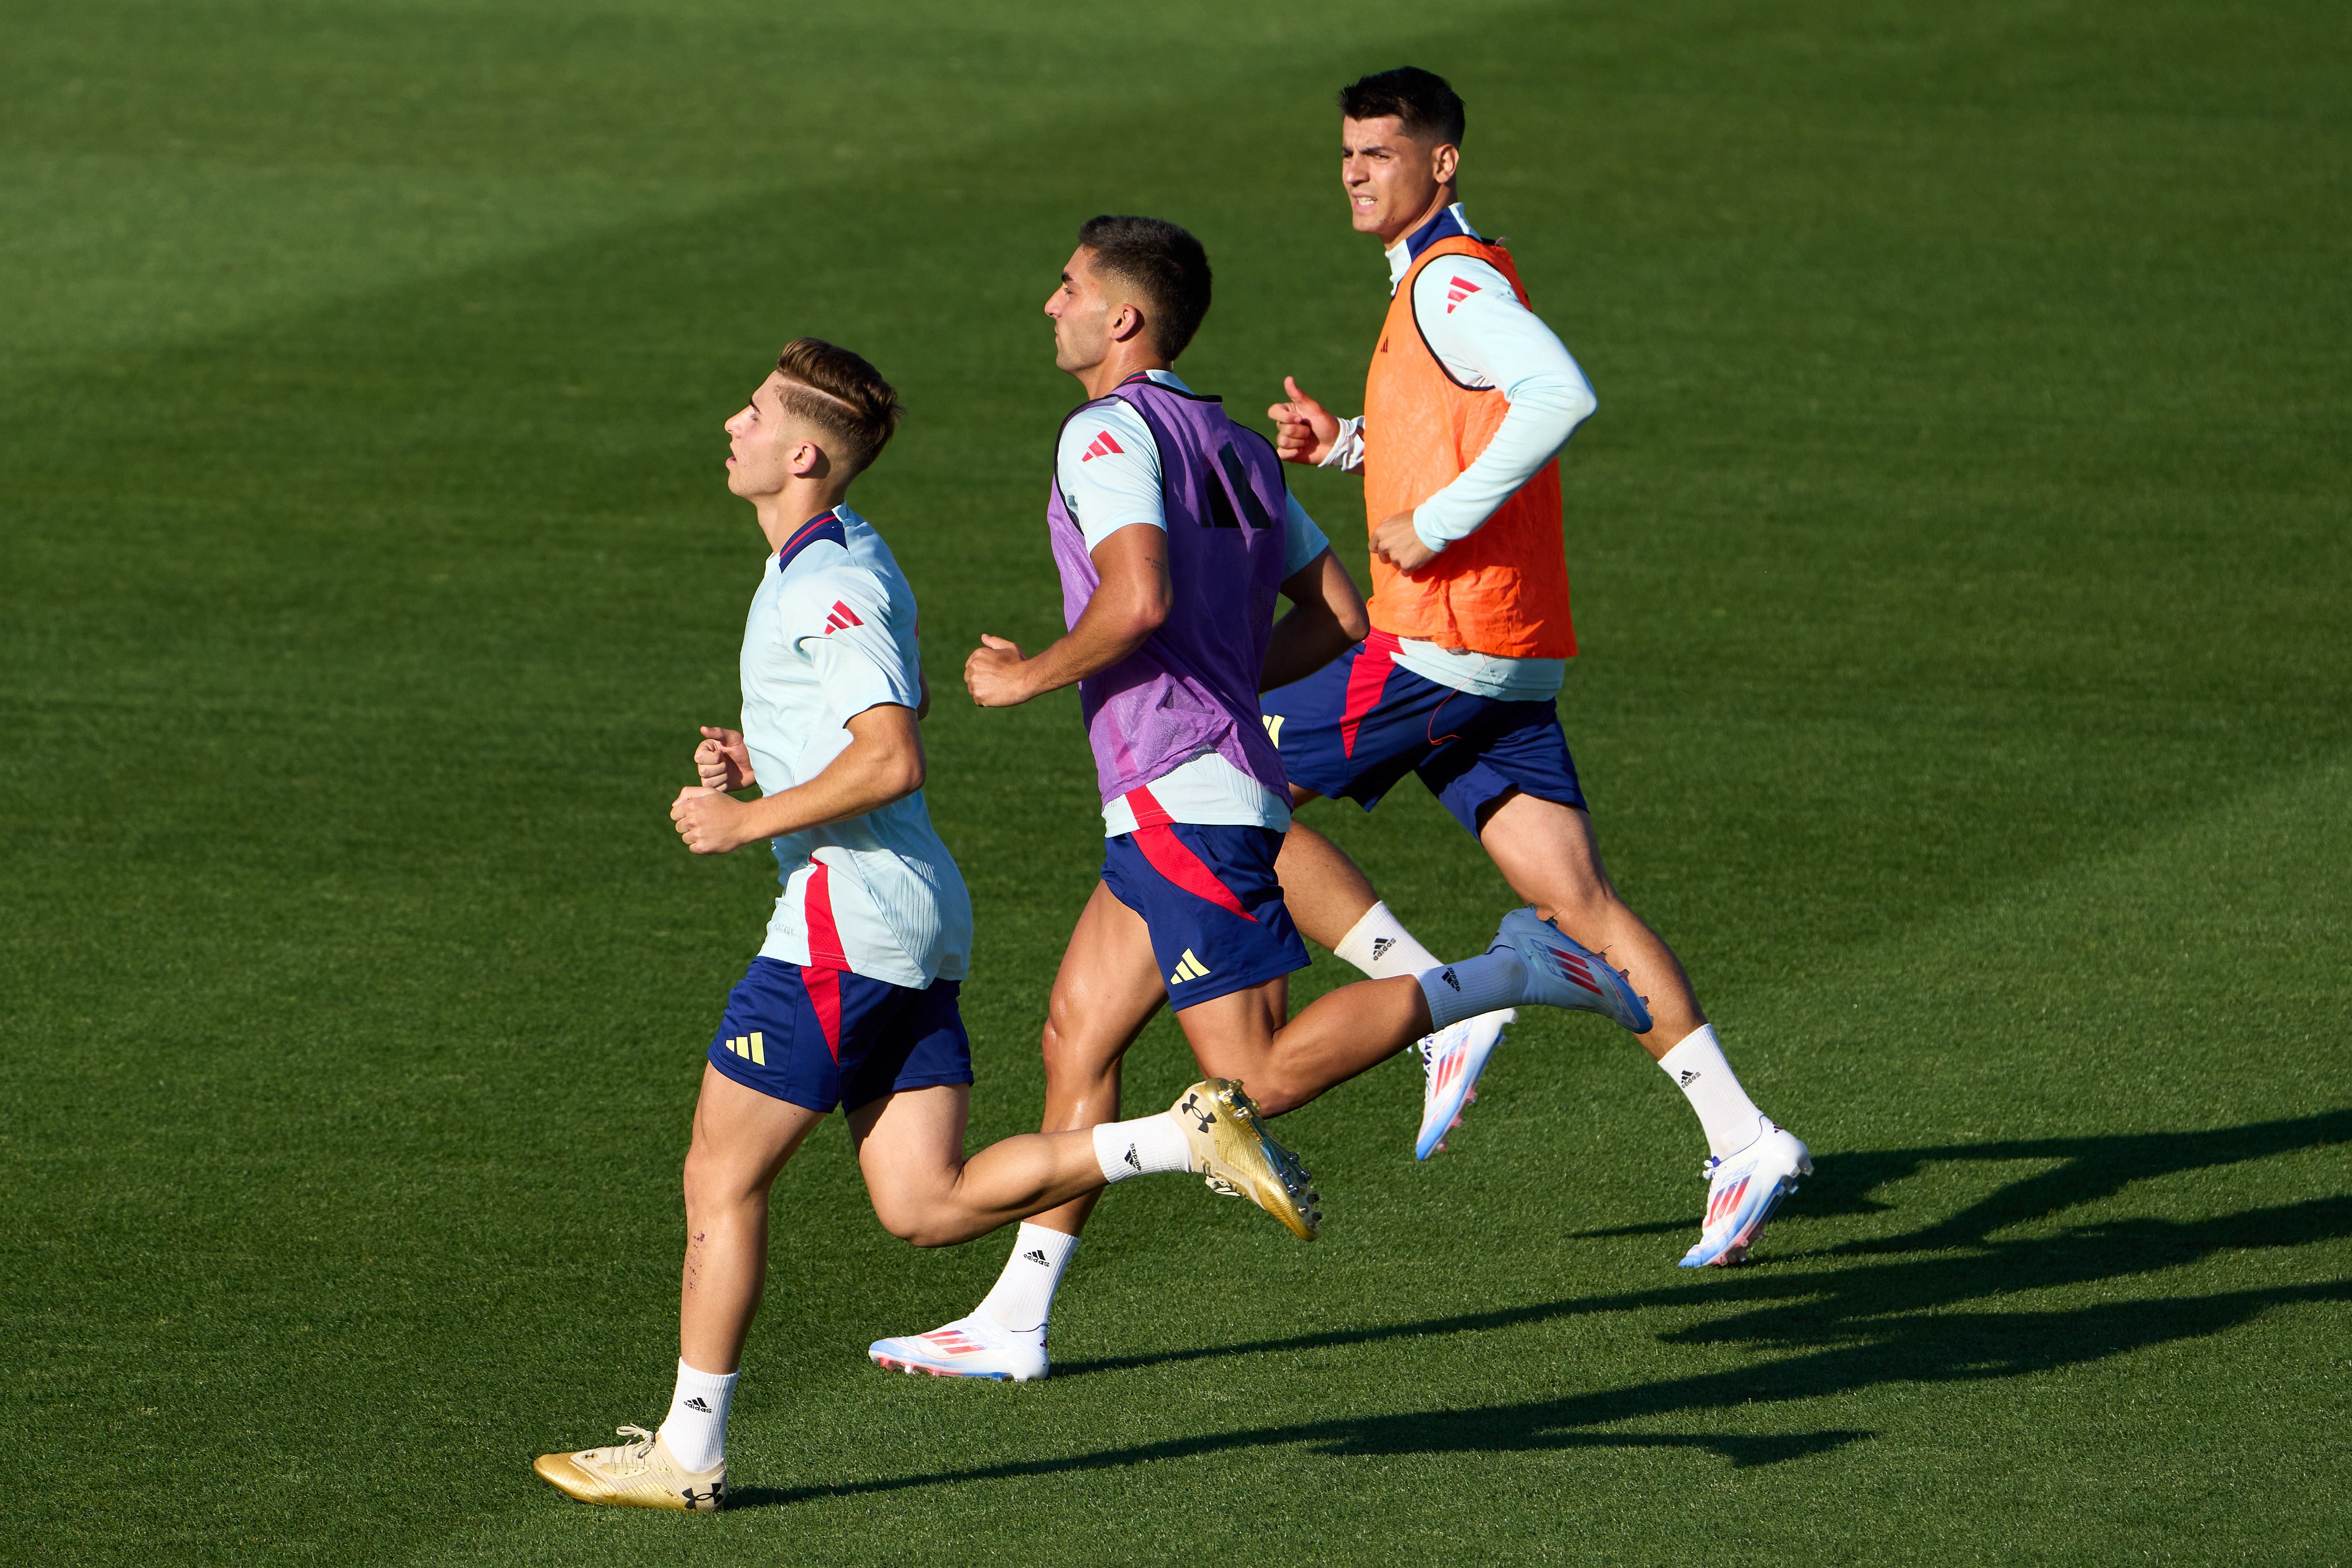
xmin=1362 ymin=236 xmax=1576 ymax=659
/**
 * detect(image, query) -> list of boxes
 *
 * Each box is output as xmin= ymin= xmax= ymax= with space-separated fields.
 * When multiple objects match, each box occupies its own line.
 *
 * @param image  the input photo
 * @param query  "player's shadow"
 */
xmin=729 ymin=1110 xmax=2351 ymax=1507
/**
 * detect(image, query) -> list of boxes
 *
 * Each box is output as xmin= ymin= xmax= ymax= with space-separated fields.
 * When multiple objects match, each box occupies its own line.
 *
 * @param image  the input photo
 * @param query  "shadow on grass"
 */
xmin=732 ymin=1110 xmax=2350 ymax=1506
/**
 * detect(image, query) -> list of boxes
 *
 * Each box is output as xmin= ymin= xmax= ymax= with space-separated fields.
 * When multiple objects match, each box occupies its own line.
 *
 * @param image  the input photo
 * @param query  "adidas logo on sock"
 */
xmin=683 ymin=1397 xmax=712 ymax=1413
xmin=1024 ymin=1249 xmax=1051 ymax=1266
xmin=1371 ymin=936 xmax=1395 ymax=960
xmin=1124 ymin=1144 xmax=1143 ymax=1172
xmin=1679 ymin=1070 xmax=1701 ymax=1086
xmin=1440 ymin=967 xmax=1461 ymax=991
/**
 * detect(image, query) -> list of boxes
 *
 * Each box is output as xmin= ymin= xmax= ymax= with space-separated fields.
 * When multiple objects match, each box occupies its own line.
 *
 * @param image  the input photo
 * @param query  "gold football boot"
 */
xmin=533 ymin=1425 xmax=725 ymax=1512
xmin=1172 ymin=1078 xmax=1321 ymax=1240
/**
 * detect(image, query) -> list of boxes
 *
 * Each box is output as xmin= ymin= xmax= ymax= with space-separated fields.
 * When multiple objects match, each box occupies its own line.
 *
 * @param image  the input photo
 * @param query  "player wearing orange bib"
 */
xmin=1264 ymin=69 xmax=1813 ymax=1267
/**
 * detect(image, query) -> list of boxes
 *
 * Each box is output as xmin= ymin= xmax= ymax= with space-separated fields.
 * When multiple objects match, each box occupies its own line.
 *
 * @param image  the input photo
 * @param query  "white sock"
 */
xmin=1092 ymin=1113 xmax=1193 ymax=1182
xmin=1419 ymin=950 xmax=1528 ymax=1030
xmin=1656 ymin=1025 xmax=1770 ymax=1158
xmin=1333 ymin=901 xmax=1443 ymax=979
xmin=977 ymin=1222 xmax=1080 ymax=1334
xmin=657 ymin=1359 xmax=737 ymax=1474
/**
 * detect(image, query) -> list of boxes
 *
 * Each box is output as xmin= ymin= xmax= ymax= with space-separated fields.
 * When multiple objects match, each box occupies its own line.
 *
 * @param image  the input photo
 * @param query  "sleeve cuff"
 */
xmin=1320 ymin=416 xmax=1367 ymax=473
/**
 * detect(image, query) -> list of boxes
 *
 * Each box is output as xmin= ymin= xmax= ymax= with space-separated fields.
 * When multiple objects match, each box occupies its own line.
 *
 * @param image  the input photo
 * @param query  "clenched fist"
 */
xmin=672 ymin=786 xmax=752 ymax=855
xmin=1369 ymin=510 xmax=1437 ymax=573
xmin=695 ymin=726 xmax=755 ymax=792
xmin=964 ymin=633 xmax=1034 ymax=708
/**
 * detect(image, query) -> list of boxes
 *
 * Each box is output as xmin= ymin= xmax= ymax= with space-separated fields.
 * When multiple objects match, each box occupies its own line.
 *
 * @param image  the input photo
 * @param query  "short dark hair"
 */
xmin=773 ymin=337 xmax=905 ymax=476
xmin=1339 ymin=67 xmax=1466 ymax=147
xmin=1076 ymin=214 xmax=1213 ymax=361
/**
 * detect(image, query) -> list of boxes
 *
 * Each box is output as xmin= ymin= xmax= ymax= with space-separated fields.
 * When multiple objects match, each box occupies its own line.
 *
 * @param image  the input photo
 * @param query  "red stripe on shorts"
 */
xmin=800 ymin=859 xmax=849 ymax=1059
xmin=803 ymin=963 xmax=843 ymax=1062
xmin=1340 ymin=630 xmax=1402 ymax=759
xmin=1132 ymin=823 xmax=1256 ymax=922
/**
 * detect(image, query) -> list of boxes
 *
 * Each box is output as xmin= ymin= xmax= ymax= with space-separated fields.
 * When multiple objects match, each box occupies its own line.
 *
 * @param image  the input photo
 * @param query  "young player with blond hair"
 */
xmin=531 ymin=339 xmax=1324 ymax=1511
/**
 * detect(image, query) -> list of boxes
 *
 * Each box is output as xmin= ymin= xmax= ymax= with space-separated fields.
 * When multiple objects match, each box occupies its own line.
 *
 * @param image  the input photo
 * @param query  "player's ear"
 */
xmin=1431 ymin=141 xmax=1459 ymax=185
xmin=789 ymin=438 xmax=828 ymax=478
xmin=1109 ymin=302 xmax=1147 ymax=345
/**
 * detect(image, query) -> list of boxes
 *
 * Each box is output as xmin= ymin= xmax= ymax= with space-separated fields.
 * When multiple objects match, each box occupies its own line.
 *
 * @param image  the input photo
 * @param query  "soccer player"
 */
xmin=1262 ymin=68 xmax=1813 ymax=1266
xmin=532 ymin=339 xmax=1327 ymax=1512
xmin=865 ymin=218 xmax=1650 ymax=1382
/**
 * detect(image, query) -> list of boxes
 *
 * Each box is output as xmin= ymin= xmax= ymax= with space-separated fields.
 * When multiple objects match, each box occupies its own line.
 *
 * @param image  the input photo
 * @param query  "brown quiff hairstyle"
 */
xmin=773 ymin=337 xmax=906 ymax=477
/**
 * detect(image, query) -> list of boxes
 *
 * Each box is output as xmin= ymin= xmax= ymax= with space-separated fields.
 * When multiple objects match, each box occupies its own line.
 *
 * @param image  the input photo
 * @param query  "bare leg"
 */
xmin=678 ymin=1064 xmax=827 ymax=1374
xmin=1172 ymin=967 xmax=1433 ymax=1117
xmin=679 ymin=1063 xmax=1147 ymax=1370
xmin=1020 ymin=883 xmax=1169 ymax=1239
xmin=1273 ymin=790 xmax=1382 ymax=948
xmin=850 ymin=1083 xmax=1126 ymax=1247
xmin=1477 ymin=791 xmax=1705 ymax=1058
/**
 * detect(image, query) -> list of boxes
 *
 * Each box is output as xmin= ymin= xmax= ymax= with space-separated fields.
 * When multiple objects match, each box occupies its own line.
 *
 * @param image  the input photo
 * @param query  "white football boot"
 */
xmin=1486 ymin=907 xmax=1653 ymax=1034
xmin=1680 ymin=1119 xmax=1814 ymax=1267
xmin=1414 ymin=1010 xmax=1514 ymax=1160
xmin=868 ymin=1312 xmax=1049 ymax=1382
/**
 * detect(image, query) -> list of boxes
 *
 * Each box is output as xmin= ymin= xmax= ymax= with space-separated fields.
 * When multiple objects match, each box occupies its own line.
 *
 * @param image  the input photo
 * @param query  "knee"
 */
xmin=1545 ymin=878 xmax=1623 ymax=935
xmin=680 ymin=1138 xmax=751 ymax=1226
xmin=870 ymin=1192 xmax=962 ymax=1249
xmin=1039 ymin=1004 xmax=1110 ymax=1081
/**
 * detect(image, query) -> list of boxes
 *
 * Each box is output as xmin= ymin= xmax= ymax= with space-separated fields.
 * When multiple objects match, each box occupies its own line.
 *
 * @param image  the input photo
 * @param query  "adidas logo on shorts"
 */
xmin=1168 ymin=948 xmax=1212 ymax=986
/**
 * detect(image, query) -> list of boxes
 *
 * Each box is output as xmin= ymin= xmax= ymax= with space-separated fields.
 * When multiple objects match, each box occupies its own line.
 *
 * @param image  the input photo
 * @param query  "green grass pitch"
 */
xmin=4 ymin=1 xmax=2348 ymax=1562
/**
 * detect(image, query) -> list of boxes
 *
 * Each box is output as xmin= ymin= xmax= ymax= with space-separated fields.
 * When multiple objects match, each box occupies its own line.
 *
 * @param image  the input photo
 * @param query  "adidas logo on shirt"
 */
xmin=1079 ymin=429 xmax=1125 ymax=462
xmin=1445 ymin=274 xmax=1483 ymax=314
xmin=1168 ymin=948 xmax=1212 ymax=986
xmin=821 ymin=599 xmax=864 ymax=635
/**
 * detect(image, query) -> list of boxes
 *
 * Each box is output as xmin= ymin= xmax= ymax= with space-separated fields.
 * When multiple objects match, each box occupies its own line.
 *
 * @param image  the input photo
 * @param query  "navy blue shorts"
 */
xmin=1263 ymin=631 xmax=1587 ymax=838
xmin=1100 ymin=820 xmax=1310 ymax=1010
xmin=706 ymin=956 xmax=973 ymax=1113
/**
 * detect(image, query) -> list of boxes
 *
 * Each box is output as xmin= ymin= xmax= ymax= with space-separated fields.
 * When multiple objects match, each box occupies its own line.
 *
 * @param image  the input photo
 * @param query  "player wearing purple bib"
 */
xmin=532 ymin=340 xmax=1332 ymax=1512
xmin=867 ymin=217 xmax=1656 ymax=1382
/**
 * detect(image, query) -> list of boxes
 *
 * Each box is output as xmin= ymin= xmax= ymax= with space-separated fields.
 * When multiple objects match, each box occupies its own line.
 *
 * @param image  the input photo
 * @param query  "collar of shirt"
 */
xmin=776 ymin=503 xmax=851 ymax=572
xmin=1385 ymin=202 xmax=1481 ymax=293
xmin=1115 ymin=367 xmax=1194 ymax=394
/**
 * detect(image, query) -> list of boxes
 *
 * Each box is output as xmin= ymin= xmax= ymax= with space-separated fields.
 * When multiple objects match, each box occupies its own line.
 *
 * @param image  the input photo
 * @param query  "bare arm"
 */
xmin=671 ymin=702 xmax=926 ymax=855
xmin=964 ymin=525 xmax=1171 ymax=706
xmin=1260 ymin=549 xmax=1370 ymax=692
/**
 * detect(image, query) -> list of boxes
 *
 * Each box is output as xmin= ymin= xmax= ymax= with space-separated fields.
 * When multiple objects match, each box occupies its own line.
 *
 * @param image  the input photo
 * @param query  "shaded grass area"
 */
xmin=3 ymin=1 xmax=2347 ymax=1562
